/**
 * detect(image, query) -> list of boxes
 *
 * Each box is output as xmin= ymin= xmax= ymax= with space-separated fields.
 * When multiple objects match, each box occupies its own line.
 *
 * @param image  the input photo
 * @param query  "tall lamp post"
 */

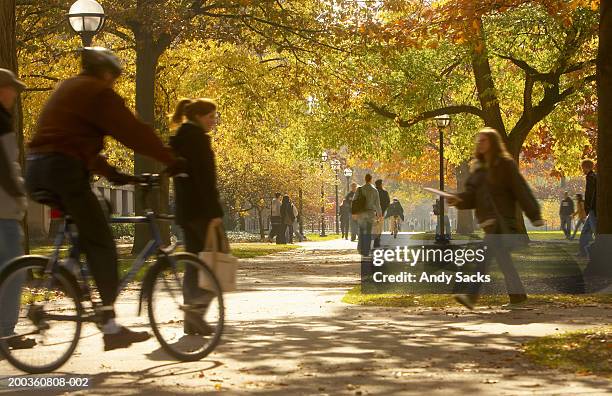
xmin=331 ymin=159 xmax=341 ymax=234
xmin=68 ymin=0 xmax=106 ymax=47
xmin=344 ymin=167 xmax=353 ymax=195
xmin=434 ymin=114 xmax=451 ymax=243
xmin=320 ymin=151 xmax=328 ymax=237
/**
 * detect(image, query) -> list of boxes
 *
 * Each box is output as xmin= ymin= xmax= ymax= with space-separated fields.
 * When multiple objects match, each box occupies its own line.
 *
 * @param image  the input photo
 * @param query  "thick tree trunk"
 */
xmin=597 ymin=1 xmax=612 ymax=235
xmin=584 ymin=0 xmax=612 ymax=281
xmin=0 ymin=0 xmax=29 ymax=253
xmin=455 ymin=160 xmax=474 ymax=234
xmin=132 ymin=29 xmax=169 ymax=252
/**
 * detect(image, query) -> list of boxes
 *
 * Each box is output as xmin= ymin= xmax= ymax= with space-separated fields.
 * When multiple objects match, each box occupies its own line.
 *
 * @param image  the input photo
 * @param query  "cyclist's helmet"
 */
xmin=81 ymin=47 xmax=122 ymax=78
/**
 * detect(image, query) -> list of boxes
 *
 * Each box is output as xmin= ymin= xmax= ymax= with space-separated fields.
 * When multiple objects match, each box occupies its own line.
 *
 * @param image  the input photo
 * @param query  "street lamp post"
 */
xmin=434 ymin=114 xmax=451 ymax=243
xmin=320 ymin=151 xmax=328 ymax=237
xmin=344 ymin=167 xmax=353 ymax=195
xmin=331 ymin=159 xmax=341 ymax=234
xmin=68 ymin=0 xmax=106 ymax=47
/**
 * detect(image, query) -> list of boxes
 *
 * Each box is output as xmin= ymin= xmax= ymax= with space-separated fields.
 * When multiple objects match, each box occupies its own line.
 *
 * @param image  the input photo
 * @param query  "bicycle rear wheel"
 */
xmin=146 ymin=253 xmax=224 ymax=361
xmin=0 ymin=256 xmax=83 ymax=373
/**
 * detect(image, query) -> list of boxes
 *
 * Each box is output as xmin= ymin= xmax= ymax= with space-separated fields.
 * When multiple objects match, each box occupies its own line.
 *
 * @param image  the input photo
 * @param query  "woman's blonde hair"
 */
xmin=475 ymin=127 xmax=512 ymax=165
xmin=171 ymin=98 xmax=217 ymax=125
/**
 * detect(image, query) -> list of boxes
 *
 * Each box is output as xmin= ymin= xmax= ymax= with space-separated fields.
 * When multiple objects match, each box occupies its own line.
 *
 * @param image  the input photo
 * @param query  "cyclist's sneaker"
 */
xmin=7 ymin=336 xmax=36 ymax=350
xmin=103 ymin=326 xmax=151 ymax=351
xmin=184 ymin=312 xmax=213 ymax=336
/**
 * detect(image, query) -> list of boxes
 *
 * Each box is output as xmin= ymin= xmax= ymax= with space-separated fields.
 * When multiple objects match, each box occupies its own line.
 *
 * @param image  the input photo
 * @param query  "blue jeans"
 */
xmin=357 ymin=217 xmax=374 ymax=256
xmin=0 ymin=219 xmax=25 ymax=336
xmin=579 ymin=210 xmax=597 ymax=257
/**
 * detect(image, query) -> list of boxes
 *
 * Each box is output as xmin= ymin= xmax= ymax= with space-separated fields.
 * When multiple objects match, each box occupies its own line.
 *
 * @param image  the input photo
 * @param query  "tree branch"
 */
xmin=366 ymin=102 xmax=484 ymax=128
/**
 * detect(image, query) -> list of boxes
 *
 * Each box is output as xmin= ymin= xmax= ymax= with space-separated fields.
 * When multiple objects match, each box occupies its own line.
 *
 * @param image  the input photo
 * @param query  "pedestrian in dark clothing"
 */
xmin=26 ymin=49 xmax=182 ymax=349
xmin=278 ymin=195 xmax=295 ymax=244
xmin=448 ymin=128 xmax=544 ymax=309
xmin=579 ymin=159 xmax=597 ymax=257
xmin=373 ymin=179 xmax=390 ymax=248
xmin=170 ymin=98 xmax=225 ymax=335
xmin=559 ymin=191 xmax=574 ymax=239
xmin=340 ymin=198 xmax=351 ymax=239
xmin=346 ymin=182 xmax=359 ymax=241
xmin=268 ymin=192 xmax=282 ymax=243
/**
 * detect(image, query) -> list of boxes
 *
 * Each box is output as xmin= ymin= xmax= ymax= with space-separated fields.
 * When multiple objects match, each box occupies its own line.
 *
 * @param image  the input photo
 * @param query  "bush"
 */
xmin=110 ymin=223 xmax=135 ymax=238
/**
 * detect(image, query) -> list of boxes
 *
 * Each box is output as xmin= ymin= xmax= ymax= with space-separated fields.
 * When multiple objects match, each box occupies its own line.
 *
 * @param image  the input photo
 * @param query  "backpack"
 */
xmin=351 ymin=187 xmax=366 ymax=215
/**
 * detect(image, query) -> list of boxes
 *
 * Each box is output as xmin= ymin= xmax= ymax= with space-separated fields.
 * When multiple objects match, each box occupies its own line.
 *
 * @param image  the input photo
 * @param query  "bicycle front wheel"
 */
xmin=146 ymin=253 xmax=224 ymax=361
xmin=0 ymin=256 xmax=83 ymax=373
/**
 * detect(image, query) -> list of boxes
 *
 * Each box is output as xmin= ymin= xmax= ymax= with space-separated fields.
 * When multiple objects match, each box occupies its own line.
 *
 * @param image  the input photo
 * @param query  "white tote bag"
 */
xmin=198 ymin=222 xmax=238 ymax=292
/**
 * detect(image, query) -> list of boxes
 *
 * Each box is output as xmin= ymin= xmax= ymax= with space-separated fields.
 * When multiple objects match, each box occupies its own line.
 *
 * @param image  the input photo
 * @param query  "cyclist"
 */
xmin=25 ymin=47 xmax=184 ymax=351
xmin=385 ymin=198 xmax=405 ymax=235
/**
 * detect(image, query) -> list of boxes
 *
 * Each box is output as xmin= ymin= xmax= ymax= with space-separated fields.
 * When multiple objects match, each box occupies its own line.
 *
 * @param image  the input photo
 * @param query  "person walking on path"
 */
xmin=267 ymin=192 xmax=282 ymax=243
xmin=278 ymin=195 xmax=295 ymax=244
xmin=353 ymin=174 xmax=382 ymax=256
xmin=571 ymin=193 xmax=586 ymax=240
xmin=26 ymin=48 xmax=183 ymax=350
xmin=374 ymin=179 xmax=390 ymax=248
xmin=448 ymin=128 xmax=544 ymax=309
xmin=0 ymin=69 xmax=35 ymax=350
xmin=169 ymin=98 xmax=224 ymax=335
xmin=339 ymin=198 xmax=351 ymax=239
xmin=578 ymin=159 xmax=597 ymax=258
xmin=346 ymin=182 xmax=359 ymax=241
xmin=559 ymin=191 xmax=575 ymax=240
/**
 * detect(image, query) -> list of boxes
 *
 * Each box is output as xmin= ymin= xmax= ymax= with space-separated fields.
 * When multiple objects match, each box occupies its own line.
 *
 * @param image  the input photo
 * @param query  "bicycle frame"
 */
xmin=42 ymin=209 xmax=177 ymax=320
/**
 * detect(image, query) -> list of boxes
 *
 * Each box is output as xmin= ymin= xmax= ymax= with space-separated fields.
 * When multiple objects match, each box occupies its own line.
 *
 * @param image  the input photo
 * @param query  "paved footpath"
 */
xmin=1 ymin=235 xmax=611 ymax=395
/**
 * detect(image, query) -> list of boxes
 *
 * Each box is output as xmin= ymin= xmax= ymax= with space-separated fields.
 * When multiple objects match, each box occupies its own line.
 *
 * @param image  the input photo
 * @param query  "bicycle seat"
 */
xmin=30 ymin=190 xmax=63 ymax=210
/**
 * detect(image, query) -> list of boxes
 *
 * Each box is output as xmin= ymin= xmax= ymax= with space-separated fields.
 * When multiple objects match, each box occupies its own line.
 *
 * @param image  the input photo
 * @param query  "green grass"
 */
xmin=342 ymin=285 xmax=612 ymax=308
xmin=230 ymin=242 xmax=299 ymax=258
xmin=522 ymin=327 xmax=612 ymax=378
xmin=303 ymin=233 xmax=342 ymax=242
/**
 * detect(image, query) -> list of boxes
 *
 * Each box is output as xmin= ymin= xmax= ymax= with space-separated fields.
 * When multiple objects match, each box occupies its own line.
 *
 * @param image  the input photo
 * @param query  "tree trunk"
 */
xmin=132 ymin=29 xmax=168 ymax=252
xmin=0 ymin=0 xmax=29 ymax=253
xmin=257 ymin=208 xmax=265 ymax=241
xmin=584 ymin=0 xmax=612 ymax=281
xmin=597 ymin=0 xmax=612 ymax=235
xmin=455 ymin=160 xmax=474 ymax=234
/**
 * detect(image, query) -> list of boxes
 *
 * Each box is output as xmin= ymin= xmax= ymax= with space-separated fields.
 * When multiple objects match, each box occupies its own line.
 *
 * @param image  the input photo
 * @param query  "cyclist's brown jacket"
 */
xmin=28 ymin=74 xmax=174 ymax=176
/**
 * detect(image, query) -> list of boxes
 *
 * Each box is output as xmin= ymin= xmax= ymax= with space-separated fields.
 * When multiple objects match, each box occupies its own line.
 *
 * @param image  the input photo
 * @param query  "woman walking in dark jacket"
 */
xmin=170 ymin=98 xmax=223 ymax=334
xmin=448 ymin=128 xmax=544 ymax=309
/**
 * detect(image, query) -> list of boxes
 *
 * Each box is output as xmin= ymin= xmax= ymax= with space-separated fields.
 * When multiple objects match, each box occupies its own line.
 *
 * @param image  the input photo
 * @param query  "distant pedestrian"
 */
xmin=340 ymin=198 xmax=351 ymax=239
xmin=352 ymin=174 xmax=382 ymax=256
xmin=559 ymin=191 xmax=574 ymax=240
xmin=448 ymin=127 xmax=544 ymax=309
xmin=374 ymin=179 xmax=390 ymax=247
xmin=278 ymin=195 xmax=295 ymax=244
xmin=268 ymin=192 xmax=282 ymax=243
xmin=571 ymin=193 xmax=586 ymax=240
xmin=578 ymin=159 xmax=597 ymax=258
xmin=345 ymin=182 xmax=359 ymax=241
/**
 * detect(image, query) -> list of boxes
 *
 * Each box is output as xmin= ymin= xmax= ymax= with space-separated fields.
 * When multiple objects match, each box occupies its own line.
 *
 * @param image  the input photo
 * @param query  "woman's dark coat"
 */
xmin=456 ymin=157 xmax=541 ymax=233
xmin=170 ymin=122 xmax=223 ymax=225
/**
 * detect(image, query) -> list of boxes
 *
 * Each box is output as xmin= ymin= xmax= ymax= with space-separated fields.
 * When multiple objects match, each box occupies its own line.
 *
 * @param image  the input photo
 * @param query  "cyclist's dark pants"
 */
xmin=25 ymin=154 xmax=118 ymax=318
xmin=181 ymin=218 xmax=214 ymax=305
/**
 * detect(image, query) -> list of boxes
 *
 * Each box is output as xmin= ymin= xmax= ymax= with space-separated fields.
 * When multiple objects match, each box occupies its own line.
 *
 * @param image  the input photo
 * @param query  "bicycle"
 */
xmin=390 ymin=216 xmax=402 ymax=239
xmin=0 ymin=174 xmax=224 ymax=373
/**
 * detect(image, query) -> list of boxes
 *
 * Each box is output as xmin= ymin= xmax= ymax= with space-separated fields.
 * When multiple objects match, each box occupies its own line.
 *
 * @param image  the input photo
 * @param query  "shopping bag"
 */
xmin=198 ymin=222 xmax=238 ymax=292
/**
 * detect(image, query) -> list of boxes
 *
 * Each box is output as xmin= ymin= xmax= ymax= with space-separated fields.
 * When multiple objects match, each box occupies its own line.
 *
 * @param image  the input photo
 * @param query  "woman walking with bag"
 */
xmin=170 ymin=98 xmax=224 ymax=335
xmin=448 ymin=128 xmax=544 ymax=309
xmin=571 ymin=193 xmax=586 ymax=240
xmin=278 ymin=195 xmax=295 ymax=244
